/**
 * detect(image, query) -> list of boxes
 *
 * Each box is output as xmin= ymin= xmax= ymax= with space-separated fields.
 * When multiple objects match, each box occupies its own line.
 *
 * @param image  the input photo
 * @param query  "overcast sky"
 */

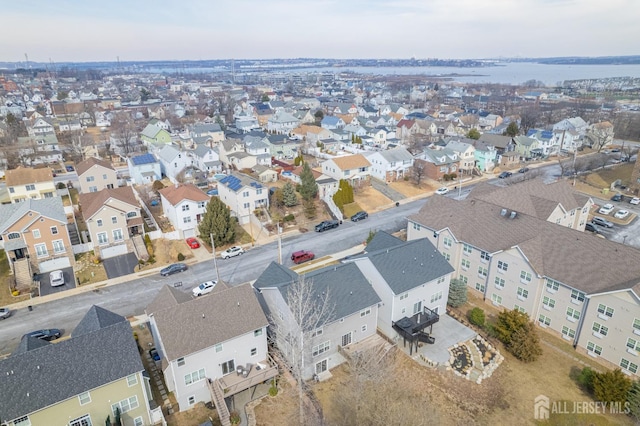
xmin=1 ymin=0 xmax=638 ymax=63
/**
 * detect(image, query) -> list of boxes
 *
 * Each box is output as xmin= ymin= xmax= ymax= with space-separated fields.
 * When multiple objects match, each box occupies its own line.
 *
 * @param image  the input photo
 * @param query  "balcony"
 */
xmin=216 ymin=355 xmax=279 ymax=397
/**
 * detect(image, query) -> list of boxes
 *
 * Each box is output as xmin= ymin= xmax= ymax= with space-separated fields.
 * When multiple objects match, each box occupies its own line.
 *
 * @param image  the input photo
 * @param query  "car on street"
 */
xmin=611 ymin=193 xmax=623 ymax=202
xmin=584 ymin=223 xmax=600 ymax=233
xmin=192 ymin=280 xmax=217 ymax=296
xmin=592 ymin=217 xmax=614 ymax=228
xmin=435 ymin=187 xmax=449 ymax=195
xmin=315 ymin=220 xmax=340 ymax=232
xmin=630 ymin=197 xmax=640 ymax=205
xmin=598 ymin=203 xmax=615 ymax=215
xmin=291 ymin=250 xmax=315 ymax=264
xmin=24 ymin=329 xmax=62 ymax=341
xmin=221 ymin=246 xmax=245 ymax=259
xmin=50 ymin=270 xmax=65 ymax=287
xmin=498 ymin=171 xmax=513 ymax=179
xmin=350 ymin=211 xmax=368 ymax=221
xmin=186 ymin=237 xmax=200 ymax=249
xmin=160 ymin=263 xmax=188 ymax=276
xmin=518 ymin=167 xmax=530 ymax=173
xmin=0 ymin=307 xmax=11 ymax=320
xmin=149 ymin=347 xmax=161 ymax=361
xmin=614 ymin=209 xmax=630 ymax=219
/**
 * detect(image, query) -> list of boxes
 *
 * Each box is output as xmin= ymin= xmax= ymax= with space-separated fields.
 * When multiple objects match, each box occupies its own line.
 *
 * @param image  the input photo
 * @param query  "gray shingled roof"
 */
xmin=364 ymin=230 xmax=404 ymax=253
xmin=0 ymin=198 xmax=67 ymax=233
xmin=378 ymin=146 xmax=414 ymax=163
xmin=408 ymin=196 xmax=640 ymax=294
xmin=0 ymin=306 xmax=142 ymax=422
xmin=157 ymin=145 xmax=181 ymax=163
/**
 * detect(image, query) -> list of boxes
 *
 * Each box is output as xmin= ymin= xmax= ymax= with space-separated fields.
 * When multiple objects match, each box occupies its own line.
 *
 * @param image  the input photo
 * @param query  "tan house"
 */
xmin=77 ymin=157 xmax=118 ymax=193
xmin=0 ymin=198 xmax=73 ymax=289
xmin=320 ymin=154 xmax=371 ymax=186
xmin=79 ymin=187 xmax=143 ymax=259
xmin=0 ymin=305 xmax=160 ymax=426
xmin=5 ymin=167 xmax=56 ymax=203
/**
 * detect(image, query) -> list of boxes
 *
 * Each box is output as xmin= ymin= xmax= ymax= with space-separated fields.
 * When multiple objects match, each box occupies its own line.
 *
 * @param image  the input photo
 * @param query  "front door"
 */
xmin=221 ymin=359 xmax=235 ymax=376
xmin=315 ymin=359 xmax=327 ymax=375
xmin=14 ymin=248 xmax=25 ymax=260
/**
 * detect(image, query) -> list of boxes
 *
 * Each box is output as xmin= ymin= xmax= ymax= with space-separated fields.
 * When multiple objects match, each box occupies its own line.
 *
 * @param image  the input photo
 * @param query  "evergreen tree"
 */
xmin=298 ymin=163 xmax=318 ymax=201
xmin=447 ymin=278 xmax=467 ymax=308
xmin=282 ymin=182 xmax=298 ymax=207
xmin=505 ymin=121 xmax=519 ymax=137
xmin=592 ymin=369 xmax=632 ymax=406
xmin=628 ymin=380 xmax=640 ymax=423
xmin=494 ymin=309 xmax=530 ymax=345
xmin=507 ymin=323 xmax=542 ymax=362
xmin=467 ymin=128 xmax=481 ymax=139
xmin=198 ymin=197 xmax=236 ymax=246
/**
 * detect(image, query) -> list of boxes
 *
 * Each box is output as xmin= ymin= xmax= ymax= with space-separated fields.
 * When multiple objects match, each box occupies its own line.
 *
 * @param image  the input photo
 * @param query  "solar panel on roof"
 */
xmin=132 ymin=153 xmax=156 ymax=165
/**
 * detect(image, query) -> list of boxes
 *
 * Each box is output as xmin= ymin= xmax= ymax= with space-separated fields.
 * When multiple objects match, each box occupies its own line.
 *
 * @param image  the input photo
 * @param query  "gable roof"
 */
xmin=148 ymin=284 xmax=268 ymax=361
xmin=218 ymin=173 xmax=262 ymax=193
xmin=157 ymin=145 xmax=182 ymax=163
xmin=0 ymin=197 xmax=67 ymax=233
xmin=5 ymin=167 xmax=53 ymax=187
xmin=159 ymin=183 xmax=209 ymax=205
xmin=365 ymin=230 xmax=404 ymax=253
xmin=377 ymin=147 xmax=414 ymax=163
xmin=76 ymin=157 xmax=115 ymax=176
xmin=478 ymin=134 xmax=513 ymax=149
xmin=141 ymin=123 xmax=163 ymax=139
xmin=0 ymin=306 xmax=142 ymax=422
xmin=78 ymin=186 xmax=138 ymax=220
xmin=329 ymin=154 xmax=371 ymax=171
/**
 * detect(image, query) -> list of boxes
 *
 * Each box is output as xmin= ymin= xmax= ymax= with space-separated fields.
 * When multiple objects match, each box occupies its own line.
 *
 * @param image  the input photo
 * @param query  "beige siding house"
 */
xmin=76 ymin=157 xmax=118 ymax=193
xmin=5 ymin=167 xmax=56 ymax=203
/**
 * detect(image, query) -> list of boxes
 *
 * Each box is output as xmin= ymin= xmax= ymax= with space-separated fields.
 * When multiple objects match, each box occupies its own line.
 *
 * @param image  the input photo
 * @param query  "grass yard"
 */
xmin=354 ymin=185 xmax=393 ymax=212
xmin=0 ymin=250 xmax=30 ymax=306
xmin=582 ymin=163 xmax=634 ymax=190
xmin=74 ymin=252 xmax=108 ymax=285
xmin=389 ymin=179 xmax=437 ymax=197
xmin=139 ymin=239 xmax=194 ymax=271
xmin=342 ymin=202 xmax=363 ymax=217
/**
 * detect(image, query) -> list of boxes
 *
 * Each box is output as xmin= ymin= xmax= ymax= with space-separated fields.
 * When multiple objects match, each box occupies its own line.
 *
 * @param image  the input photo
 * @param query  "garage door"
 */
xmin=100 ymin=244 xmax=128 ymax=259
xmin=38 ymin=257 xmax=71 ymax=273
xmin=183 ymin=228 xmax=196 ymax=238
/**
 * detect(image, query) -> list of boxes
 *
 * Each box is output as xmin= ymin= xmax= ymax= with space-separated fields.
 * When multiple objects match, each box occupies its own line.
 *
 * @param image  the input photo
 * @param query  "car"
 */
xmin=0 ymin=307 xmax=10 ymax=320
xmin=65 ymin=165 xmax=74 ymax=172
xmin=584 ymin=223 xmax=600 ymax=233
xmin=315 ymin=220 xmax=340 ymax=232
xmin=49 ymin=270 xmax=65 ymax=287
xmin=518 ymin=167 xmax=530 ymax=173
xmin=24 ymin=329 xmax=62 ymax=341
xmin=598 ymin=203 xmax=615 ymax=215
xmin=350 ymin=211 xmax=368 ymax=221
xmin=160 ymin=263 xmax=188 ymax=276
xmin=630 ymin=197 xmax=640 ymax=205
xmin=186 ymin=237 xmax=200 ymax=249
xmin=498 ymin=171 xmax=513 ymax=179
xmin=221 ymin=246 xmax=245 ymax=259
xmin=206 ymin=188 xmax=219 ymax=196
xmin=149 ymin=347 xmax=161 ymax=361
xmin=611 ymin=193 xmax=623 ymax=202
xmin=435 ymin=187 xmax=449 ymax=195
xmin=592 ymin=217 xmax=614 ymax=228
xmin=614 ymin=209 xmax=630 ymax=219
xmin=192 ymin=280 xmax=217 ymax=296
xmin=291 ymin=250 xmax=315 ymax=264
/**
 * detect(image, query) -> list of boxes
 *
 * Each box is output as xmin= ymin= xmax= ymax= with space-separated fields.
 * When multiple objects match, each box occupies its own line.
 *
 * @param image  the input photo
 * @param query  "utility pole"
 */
xmin=277 ymin=223 xmax=282 ymax=264
xmin=210 ymin=233 xmax=220 ymax=283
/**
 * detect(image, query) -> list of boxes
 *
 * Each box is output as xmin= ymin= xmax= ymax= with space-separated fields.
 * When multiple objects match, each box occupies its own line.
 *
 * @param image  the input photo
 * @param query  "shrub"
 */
xmin=507 ymin=323 xmax=542 ymax=362
xmin=268 ymin=378 xmax=278 ymax=397
xmin=468 ymin=307 xmax=485 ymax=327
xmin=284 ymin=214 xmax=295 ymax=222
xmin=177 ymin=253 xmax=185 ymax=261
xmin=577 ymin=367 xmax=595 ymax=393
xmin=592 ymin=369 xmax=632 ymax=405
xmin=56 ymin=182 xmax=66 ymax=189
xmin=229 ymin=411 xmax=240 ymax=425
xmin=450 ymin=173 xmax=457 ymax=180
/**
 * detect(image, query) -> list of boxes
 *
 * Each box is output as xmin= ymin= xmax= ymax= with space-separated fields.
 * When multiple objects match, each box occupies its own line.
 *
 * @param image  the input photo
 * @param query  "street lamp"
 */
xmin=210 ymin=233 xmax=220 ymax=282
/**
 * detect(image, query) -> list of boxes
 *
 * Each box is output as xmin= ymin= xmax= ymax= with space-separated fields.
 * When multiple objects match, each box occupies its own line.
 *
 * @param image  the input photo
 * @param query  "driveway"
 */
xmin=38 ymin=267 xmax=76 ymax=296
xmin=370 ymin=178 xmax=406 ymax=202
xmin=103 ymin=253 xmax=139 ymax=279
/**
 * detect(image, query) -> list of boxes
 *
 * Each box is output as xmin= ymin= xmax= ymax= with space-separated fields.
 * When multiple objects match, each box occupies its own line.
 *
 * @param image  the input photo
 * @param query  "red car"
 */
xmin=186 ymin=237 xmax=200 ymax=249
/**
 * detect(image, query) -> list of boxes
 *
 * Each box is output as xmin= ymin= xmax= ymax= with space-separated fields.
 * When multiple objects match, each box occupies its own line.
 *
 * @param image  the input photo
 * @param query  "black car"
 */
xmin=24 ymin=329 xmax=61 ymax=341
xmin=350 ymin=211 xmax=368 ymax=222
xmin=585 ymin=223 xmax=600 ymax=233
xmin=518 ymin=167 xmax=530 ymax=173
xmin=315 ymin=220 xmax=339 ymax=232
xmin=611 ymin=193 xmax=623 ymax=202
xmin=498 ymin=171 xmax=513 ymax=179
xmin=160 ymin=263 xmax=187 ymax=277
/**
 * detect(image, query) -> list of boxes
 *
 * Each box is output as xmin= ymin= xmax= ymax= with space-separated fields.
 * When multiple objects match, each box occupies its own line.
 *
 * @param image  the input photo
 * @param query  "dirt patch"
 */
xmin=74 ymin=252 xmax=108 ymax=285
xmin=354 ymin=185 xmax=393 ymax=212
xmin=139 ymin=239 xmax=194 ymax=271
xmin=389 ymin=179 xmax=437 ymax=197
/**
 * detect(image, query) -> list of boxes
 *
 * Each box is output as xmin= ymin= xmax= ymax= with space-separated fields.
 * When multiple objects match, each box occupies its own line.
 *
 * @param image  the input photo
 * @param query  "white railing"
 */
xmin=72 ymin=243 xmax=94 ymax=254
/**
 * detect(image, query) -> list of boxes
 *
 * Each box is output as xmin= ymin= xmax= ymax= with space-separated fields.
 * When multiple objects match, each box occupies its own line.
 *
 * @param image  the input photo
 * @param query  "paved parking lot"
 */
xmin=103 ymin=253 xmax=139 ymax=279
xmin=38 ymin=267 xmax=76 ymax=296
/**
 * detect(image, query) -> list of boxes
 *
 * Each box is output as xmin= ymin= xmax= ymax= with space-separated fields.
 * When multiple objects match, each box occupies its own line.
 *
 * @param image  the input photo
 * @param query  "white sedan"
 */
xmin=614 ymin=210 xmax=630 ymax=219
xmin=221 ymin=246 xmax=245 ymax=259
xmin=598 ymin=203 xmax=615 ymax=215
xmin=50 ymin=270 xmax=65 ymax=287
xmin=192 ymin=280 xmax=217 ymax=297
xmin=630 ymin=197 xmax=640 ymax=205
xmin=435 ymin=187 xmax=449 ymax=195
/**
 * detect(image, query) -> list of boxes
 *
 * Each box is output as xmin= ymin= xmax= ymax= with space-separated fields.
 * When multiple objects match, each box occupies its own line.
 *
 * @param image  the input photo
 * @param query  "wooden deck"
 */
xmin=217 ymin=356 xmax=279 ymax=397
xmin=340 ymin=333 xmax=396 ymax=360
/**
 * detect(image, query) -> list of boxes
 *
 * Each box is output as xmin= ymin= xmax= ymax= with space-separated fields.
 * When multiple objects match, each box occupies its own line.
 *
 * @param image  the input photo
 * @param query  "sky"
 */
xmin=1 ymin=0 xmax=638 ymax=63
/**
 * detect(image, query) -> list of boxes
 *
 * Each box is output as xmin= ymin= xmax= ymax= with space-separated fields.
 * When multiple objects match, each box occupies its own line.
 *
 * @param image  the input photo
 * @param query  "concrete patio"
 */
xmin=411 ymin=314 xmax=477 ymax=364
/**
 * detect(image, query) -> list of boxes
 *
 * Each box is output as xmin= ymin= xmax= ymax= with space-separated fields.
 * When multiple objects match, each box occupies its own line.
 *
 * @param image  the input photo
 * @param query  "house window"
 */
xmin=177 ymin=357 xmax=185 ymax=366
xmin=342 ymin=332 xmax=352 ymax=347
xmin=546 ymin=278 xmax=560 ymax=293
xmin=243 ymin=202 xmax=250 ymax=209
xmin=111 ymin=395 xmax=139 ymax=415
xmin=517 ymin=287 xmax=528 ymax=300
xmin=477 ymin=266 xmax=487 ymax=278
xmin=430 ymin=291 xmax=443 ymax=303
xmin=13 ymin=416 xmax=30 ymax=426
xmin=50 ymin=226 xmax=58 ymax=235
xmin=35 ymin=243 xmax=48 ymax=258
xmin=221 ymin=360 xmax=235 ymax=375
xmin=97 ymin=219 xmax=103 ymax=227
xmin=519 ymin=271 xmax=531 ymax=283
xmin=97 ymin=232 xmax=108 ymax=245
xmin=251 ymin=348 xmax=257 ymax=356
xmin=183 ymin=216 xmax=192 ymax=224
xmin=111 ymin=216 xmax=117 ymax=224
xmin=257 ymin=189 xmax=263 ymax=195
xmin=113 ymin=229 xmax=123 ymax=241
xmin=8 ymin=232 xmax=20 ymax=240
xmin=413 ymin=301 xmax=422 ymax=315
xmin=182 ymin=205 xmax=190 ymax=211
xmin=362 ymin=324 xmax=368 ymax=332
xmin=315 ymin=359 xmax=328 ymax=375
xmin=78 ymin=391 xmax=91 ymax=405
xmin=25 ymin=184 xmax=35 ymax=191
xmin=561 ymin=326 xmax=576 ymax=339
xmin=312 ymin=341 xmax=330 ymax=357
xmin=198 ymin=201 xmax=206 ymax=208
xmin=43 ymin=192 xmax=53 ymax=198
xmin=494 ymin=277 xmax=505 ymax=289
xmin=442 ymin=252 xmax=450 ymax=261
xmin=243 ymin=191 xmax=249 ymax=198
xmin=127 ymin=374 xmax=138 ymax=386
xmin=463 ymin=244 xmax=472 ymax=255
xmin=184 ymin=368 xmax=206 ymax=385
xmin=8 ymin=187 xmax=14 ymax=194
xmin=312 ymin=328 xmax=323 ymax=337
xmin=86 ymin=176 xmax=95 ymax=182
xmin=102 ymin=174 xmax=107 ymax=180
xmin=437 ymin=276 xmax=445 ymax=284
xmin=32 ymin=229 xmax=40 ymax=239
xmin=89 ymin=186 xmax=98 ymax=193
xmin=399 ymin=292 xmax=408 ymax=300
xmin=566 ymin=307 xmax=581 ymax=322
xmin=360 ymin=307 xmax=371 ymax=317
xmin=254 ymin=329 xmax=263 ymax=337
xmin=570 ymin=290 xmax=585 ymax=303
xmin=634 ymin=318 xmax=640 ymax=332
xmin=542 ymin=296 xmax=555 ymax=309
xmin=620 ymin=359 xmax=638 ymax=374
xmin=626 ymin=338 xmax=640 ymax=352
xmin=461 ymin=259 xmax=470 ymax=270
xmin=592 ymin=322 xmax=608 ymax=336
xmin=52 ymin=240 xmax=65 ymax=254
xmin=443 ymin=237 xmax=452 ymax=248
xmin=587 ymin=341 xmax=603 ymax=356
xmin=127 ymin=211 xmax=137 ymax=218
xmin=69 ymin=415 xmax=92 ymax=426
xmin=514 ymin=304 xmax=526 ymax=313
xmin=597 ymin=304 xmax=614 ymax=319
xmin=497 ymin=261 xmax=508 ymax=272
xmin=133 ymin=417 xmax=143 ymax=426
xmin=188 ymin=396 xmax=196 ymax=405
xmin=538 ymin=315 xmax=551 ymax=327
xmin=475 ymin=282 xmax=484 ymax=292
xmin=491 ymin=293 xmax=502 ymax=306
xmin=215 ymin=343 xmax=223 ymax=353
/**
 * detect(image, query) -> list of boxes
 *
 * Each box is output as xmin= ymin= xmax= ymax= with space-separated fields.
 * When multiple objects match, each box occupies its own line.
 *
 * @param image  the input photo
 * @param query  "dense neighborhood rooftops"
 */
xmin=0 ymin=197 xmax=67 ymax=233
xmin=5 ymin=166 xmax=53 ymax=186
xmin=159 ymin=183 xmax=209 ymax=205
xmin=0 ymin=306 xmax=143 ymax=422
xmin=76 ymin=156 xmax=115 ymax=176
xmin=78 ymin=186 xmax=138 ymax=219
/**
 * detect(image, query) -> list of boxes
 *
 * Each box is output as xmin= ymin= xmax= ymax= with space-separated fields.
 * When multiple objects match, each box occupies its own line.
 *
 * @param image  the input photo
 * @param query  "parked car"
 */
xmin=630 ymin=197 xmax=640 ymax=205
xmin=584 ymin=223 xmax=600 ymax=233
xmin=186 ymin=237 xmax=200 ymax=249
xmin=435 ymin=187 xmax=449 ymax=195
xmin=24 ymin=329 xmax=62 ymax=341
xmin=0 ymin=307 xmax=10 ymax=320
xmin=598 ymin=203 xmax=615 ymax=215
xmin=614 ymin=209 xmax=630 ymax=219
xmin=192 ymin=280 xmax=217 ymax=296
xmin=65 ymin=165 xmax=75 ymax=172
xmin=149 ymin=347 xmax=161 ymax=361
xmin=518 ymin=167 xmax=530 ymax=173
xmin=315 ymin=220 xmax=339 ymax=232
xmin=291 ymin=250 xmax=315 ymax=264
xmin=221 ymin=246 xmax=245 ymax=259
xmin=592 ymin=217 xmax=614 ymax=228
xmin=498 ymin=171 xmax=512 ymax=179
xmin=49 ymin=270 xmax=65 ymax=287
xmin=611 ymin=193 xmax=623 ymax=202
xmin=350 ymin=211 xmax=368 ymax=222
xmin=160 ymin=263 xmax=188 ymax=276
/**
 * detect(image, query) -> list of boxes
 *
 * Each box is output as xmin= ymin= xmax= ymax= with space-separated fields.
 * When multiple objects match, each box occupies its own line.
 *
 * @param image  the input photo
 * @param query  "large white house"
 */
xmin=158 ymin=183 xmax=209 ymax=238
xmin=217 ymin=173 xmax=269 ymax=225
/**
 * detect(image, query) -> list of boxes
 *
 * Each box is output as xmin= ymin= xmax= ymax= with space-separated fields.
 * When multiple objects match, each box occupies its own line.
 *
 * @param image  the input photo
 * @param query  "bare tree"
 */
xmin=519 ymin=107 xmax=540 ymax=135
xmin=268 ymin=276 xmax=334 ymax=425
xmin=111 ymin=111 xmax=138 ymax=156
xmin=411 ymin=160 xmax=426 ymax=186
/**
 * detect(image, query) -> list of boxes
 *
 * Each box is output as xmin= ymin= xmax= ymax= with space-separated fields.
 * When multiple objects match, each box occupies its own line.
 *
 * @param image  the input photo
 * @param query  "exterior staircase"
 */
xmin=132 ymin=235 xmax=149 ymax=261
xmin=67 ymin=223 xmax=81 ymax=245
xmin=13 ymin=258 xmax=33 ymax=291
xmin=207 ymin=378 xmax=231 ymax=426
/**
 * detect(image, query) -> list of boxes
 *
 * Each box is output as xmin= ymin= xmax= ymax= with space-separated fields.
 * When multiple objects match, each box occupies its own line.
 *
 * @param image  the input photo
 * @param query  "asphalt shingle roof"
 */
xmin=76 ymin=157 xmax=115 ymax=176
xmin=0 ymin=197 xmax=67 ymax=233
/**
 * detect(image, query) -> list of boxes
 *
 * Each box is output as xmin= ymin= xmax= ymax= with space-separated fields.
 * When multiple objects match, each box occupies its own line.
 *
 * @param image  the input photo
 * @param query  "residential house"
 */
xmin=305 ymin=126 xmax=333 ymax=144
xmin=141 ymin=123 xmax=172 ymax=146
xmin=585 ymin=121 xmax=614 ymax=150
xmin=79 ymin=186 xmax=143 ymax=259
xmin=254 ymin=261 xmax=381 ymax=379
xmin=16 ymin=134 xmax=63 ymax=166
xmin=320 ymin=116 xmax=345 ymax=130
xmin=466 ymin=139 xmax=497 ymax=172
xmin=5 ymin=167 xmax=56 ymax=203
xmin=77 ymin=157 xmax=118 ymax=194
xmin=413 ymin=148 xmax=459 ymax=181
xmin=266 ymin=134 xmax=300 ymax=159
xmin=513 ymin=136 xmax=540 ymax=159
xmin=445 ymin=139 xmax=476 ymax=175
xmin=0 ymin=305 xmax=157 ymax=426
xmin=192 ymin=145 xmax=221 ymax=173
xmin=406 ymin=194 xmax=640 ymax=376
xmin=365 ymin=146 xmax=414 ymax=182
xmin=552 ymin=128 xmax=582 ymax=153
xmin=478 ymin=134 xmax=516 ymax=155
xmin=191 ymin=123 xmax=225 ymax=145
xmin=244 ymin=136 xmax=272 ymax=166
xmin=395 ymin=119 xmax=419 ymax=140
xmin=27 ymin=117 xmax=55 ymax=136
xmin=159 ymin=183 xmax=209 ymax=239
xmin=266 ymin=111 xmax=300 ymax=134
xmin=127 ymin=153 xmax=162 ymax=185
xmin=320 ymin=154 xmax=371 ymax=186
xmin=252 ymin=165 xmax=278 ymax=183
xmin=478 ymin=113 xmax=503 ymax=131
xmin=157 ymin=145 xmax=194 ymax=184
xmin=57 ymin=118 xmax=82 ymax=132
xmin=526 ymin=130 xmax=556 ymax=156
xmin=554 ymin=117 xmax=588 ymax=135
xmin=217 ymin=173 xmax=269 ymax=224
xmin=146 ymin=284 xmax=277 ymax=412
